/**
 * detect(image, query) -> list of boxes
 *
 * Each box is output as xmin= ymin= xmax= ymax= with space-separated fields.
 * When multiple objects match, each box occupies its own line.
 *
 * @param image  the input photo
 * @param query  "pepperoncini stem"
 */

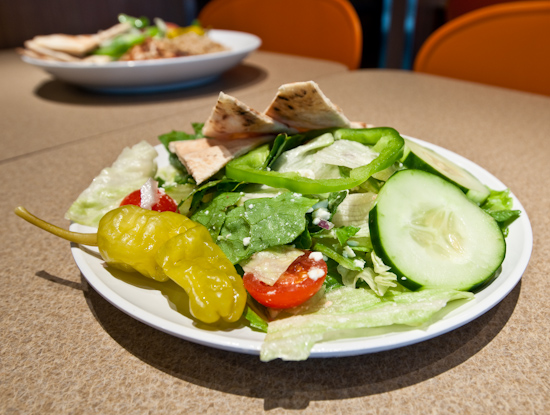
xmin=14 ymin=206 xmax=98 ymax=246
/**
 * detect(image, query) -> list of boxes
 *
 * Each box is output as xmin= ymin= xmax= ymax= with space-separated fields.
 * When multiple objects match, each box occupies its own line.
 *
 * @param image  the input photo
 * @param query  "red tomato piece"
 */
xmin=120 ymin=189 xmax=179 ymax=213
xmin=243 ymin=251 xmax=327 ymax=309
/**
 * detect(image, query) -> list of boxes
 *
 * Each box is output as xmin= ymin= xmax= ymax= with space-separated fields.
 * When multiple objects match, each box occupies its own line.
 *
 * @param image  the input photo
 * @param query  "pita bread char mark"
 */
xmin=264 ymin=81 xmax=352 ymax=130
xmin=202 ymin=92 xmax=296 ymax=140
xmin=170 ymin=136 xmax=272 ymax=184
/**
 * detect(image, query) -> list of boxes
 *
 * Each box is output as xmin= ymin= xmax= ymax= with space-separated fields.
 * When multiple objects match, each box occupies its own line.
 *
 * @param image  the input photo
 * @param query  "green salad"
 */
xmin=61 ymin=82 xmax=520 ymax=361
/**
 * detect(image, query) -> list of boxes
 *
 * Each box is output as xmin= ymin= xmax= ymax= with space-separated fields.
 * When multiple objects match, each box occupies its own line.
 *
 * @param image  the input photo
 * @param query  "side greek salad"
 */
xmin=19 ymin=82 xmax=521 ymax=361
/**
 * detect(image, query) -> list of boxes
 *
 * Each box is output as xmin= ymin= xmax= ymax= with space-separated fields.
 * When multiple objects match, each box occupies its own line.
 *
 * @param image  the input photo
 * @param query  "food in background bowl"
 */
xmin=17 ymin=14 xmax=228 ymax=64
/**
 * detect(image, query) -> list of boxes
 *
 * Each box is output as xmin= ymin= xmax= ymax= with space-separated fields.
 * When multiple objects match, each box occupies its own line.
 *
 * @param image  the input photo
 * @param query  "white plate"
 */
xmin=22 ymin=30 xmax=261 ymax=93
xmin=70 ymin=138 xmax=533 ymax=358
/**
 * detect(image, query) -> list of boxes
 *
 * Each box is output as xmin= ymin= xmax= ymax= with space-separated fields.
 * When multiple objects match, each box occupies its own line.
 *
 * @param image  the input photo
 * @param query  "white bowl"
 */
xmin=21 ymin=30 xmax=262 ymax=93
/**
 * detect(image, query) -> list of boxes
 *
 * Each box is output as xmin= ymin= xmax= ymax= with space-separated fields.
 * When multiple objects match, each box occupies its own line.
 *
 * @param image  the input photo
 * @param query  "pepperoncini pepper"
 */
xmin=14 ymin=205 xmax=246 ymax=324
xmin=156 ymin=225 xmax=247 ymax=323
xmin=97 ymin=205 xmax=198 ymax=281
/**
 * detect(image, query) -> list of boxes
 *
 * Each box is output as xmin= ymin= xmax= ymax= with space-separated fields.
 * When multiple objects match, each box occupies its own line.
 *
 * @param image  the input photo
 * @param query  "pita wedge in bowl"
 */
xmin=19 ymin=23 xmax=132 ymax=63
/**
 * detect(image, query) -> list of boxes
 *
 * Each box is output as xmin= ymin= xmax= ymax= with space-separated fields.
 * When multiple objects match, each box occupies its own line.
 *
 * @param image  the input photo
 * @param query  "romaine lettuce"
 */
xmin=65 ymin=141 xmax=157 ymax=226
xmin=260 ymin=286 xmax=473 ymax=361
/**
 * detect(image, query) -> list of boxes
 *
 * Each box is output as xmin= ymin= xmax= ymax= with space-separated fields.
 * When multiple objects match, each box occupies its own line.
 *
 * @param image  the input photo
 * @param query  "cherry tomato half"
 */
xmin=120 ymin=189 xmax=179 ymax=213
xmin=243 ymin=251 xmax=327 ymax=309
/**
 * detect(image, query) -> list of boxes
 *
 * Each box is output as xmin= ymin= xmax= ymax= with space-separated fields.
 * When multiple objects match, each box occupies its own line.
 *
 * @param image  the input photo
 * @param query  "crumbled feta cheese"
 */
xmin=309 ymin=251 xmax=324 ymax=261
xmin=243 ymin=237 xmax=251 ymax=246
xmin=353 ymin=259 xmax=365 ymax=269
xmin=307 ymin=268 xmax=325 ymax=281
xmin=312 ymin=218 xmax=321 ymax=225
xmin=308 ymin=268 xmax=325 ymax=281
xmin=140 ymin=178 xmax=159 ymax=210
xmin=313 ymin=207 xmax=331 ymax=221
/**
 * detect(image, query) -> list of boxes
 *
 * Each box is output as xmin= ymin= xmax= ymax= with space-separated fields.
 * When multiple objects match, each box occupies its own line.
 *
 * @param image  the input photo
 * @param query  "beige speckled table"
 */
xmin=1 ymin=53 xmax=549 ymax=414
xmin=0 ymin=49 xmax=347 ymax=162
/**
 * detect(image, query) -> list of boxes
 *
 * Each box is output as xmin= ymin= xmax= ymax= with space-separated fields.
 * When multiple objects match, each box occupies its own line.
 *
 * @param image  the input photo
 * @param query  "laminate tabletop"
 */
xmin=1 ymin=54 xmax=549 ymax=414
xmin=0 ymin=49 xmax=347 ymax=162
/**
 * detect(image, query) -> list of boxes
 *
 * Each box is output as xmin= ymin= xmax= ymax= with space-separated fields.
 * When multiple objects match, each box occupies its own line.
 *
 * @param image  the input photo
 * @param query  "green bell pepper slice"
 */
xmin=225 ymin=127 xmax=405 ymax=194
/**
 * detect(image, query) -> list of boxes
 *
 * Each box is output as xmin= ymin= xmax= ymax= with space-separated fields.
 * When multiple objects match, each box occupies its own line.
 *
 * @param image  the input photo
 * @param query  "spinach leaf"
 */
xmin=217 ymin=192 xmax=317 ymax=264
xmin=191 ymin=192 xmax=242 ymax=240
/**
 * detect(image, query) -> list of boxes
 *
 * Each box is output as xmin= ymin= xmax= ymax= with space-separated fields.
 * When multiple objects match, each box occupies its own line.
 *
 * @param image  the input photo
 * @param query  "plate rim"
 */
xmin=21 ymin=29 xmax=262 ymax=70
xmin=70 ymin=136 xmax=533 ymax=358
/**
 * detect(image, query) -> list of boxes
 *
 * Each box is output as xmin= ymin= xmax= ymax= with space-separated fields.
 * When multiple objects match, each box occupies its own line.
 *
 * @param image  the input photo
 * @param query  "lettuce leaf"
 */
xmin=260 ymin=286 xmax=474 ymax=361
xmin=191 ymin=192 xmax=243 ymax=240
xmin=334 ymin=225 xmax=360 ymax=245
xmin=65 ymin=141 xmax=157 ymax=226
xmin=217 ymin=192 xmax=317 ymax=264
xmin=480 ymin=189 xmax=521 ymax=236
xmin=337 ymin=251 xmax=397 ymax=296
xmin=271 ymin=133 xmax=341 ymax=179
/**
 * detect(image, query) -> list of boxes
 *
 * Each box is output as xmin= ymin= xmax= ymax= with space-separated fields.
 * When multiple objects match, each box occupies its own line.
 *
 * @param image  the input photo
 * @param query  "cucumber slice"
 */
xmin=370 ymin=169 xmax=505 ymax=292
xmin=403 ymin=139 xmax=490 ymax=204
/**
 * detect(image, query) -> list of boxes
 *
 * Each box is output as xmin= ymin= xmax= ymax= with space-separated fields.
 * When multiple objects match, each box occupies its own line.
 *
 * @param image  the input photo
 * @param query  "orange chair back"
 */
xmin=198 ymin=0 xmax=362 ymax=70
xmin=445 ymin=0 xmax=533 ymax=21
xmin=414 ymin=1 xmax=550 ymax=96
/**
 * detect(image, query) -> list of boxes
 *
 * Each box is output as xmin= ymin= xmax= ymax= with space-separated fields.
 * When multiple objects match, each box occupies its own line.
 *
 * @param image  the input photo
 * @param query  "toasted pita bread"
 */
xmin=202 ymin=92 xmax=296 ymax=139
xmin=350 ymin=121 xmax=375 ymax=129
xmin=95 ymin=22 xmax=133 ymax=43
xmin=264 ymin=81 xmax=352 ymax=130
xmin=31 ymin=34 xmax=100 ymax=57
xmin=170 ymin=136 xmax=272 ymax=184
xmin=23 ymin=23 xmax=132 ymax=61
xmin=24 ymin=40 xmax=82 ymax=62
xmin=17 ymin=47 xmax=58 ymax=61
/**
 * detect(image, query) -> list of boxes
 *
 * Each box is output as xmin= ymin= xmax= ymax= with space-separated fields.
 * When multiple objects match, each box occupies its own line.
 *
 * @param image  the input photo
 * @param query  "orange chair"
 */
xmin=413 ymin=1 xmax=550 ymax=96
xmin=445 ymin=0 xmax=534 ymax=21
xmin=198 ymin=0 xmax=363 ymax=70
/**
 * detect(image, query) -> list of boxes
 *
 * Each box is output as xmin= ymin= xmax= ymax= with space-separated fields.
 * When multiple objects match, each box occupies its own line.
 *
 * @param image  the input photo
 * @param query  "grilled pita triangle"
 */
xmin=264 ymin=81 xmax=352 ymax=130
xmin=202 ymin=92 xmax=296 ymax=139
xmin=170 ymin=136 xmax=272 ymax=184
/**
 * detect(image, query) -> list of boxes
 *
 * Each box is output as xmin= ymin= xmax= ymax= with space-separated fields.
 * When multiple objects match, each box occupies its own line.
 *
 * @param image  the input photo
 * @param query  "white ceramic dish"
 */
xmin=70 ymin=138 xmax=532 ymax=358
xmin=21 ymin=30 xmax=261 ymax=93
